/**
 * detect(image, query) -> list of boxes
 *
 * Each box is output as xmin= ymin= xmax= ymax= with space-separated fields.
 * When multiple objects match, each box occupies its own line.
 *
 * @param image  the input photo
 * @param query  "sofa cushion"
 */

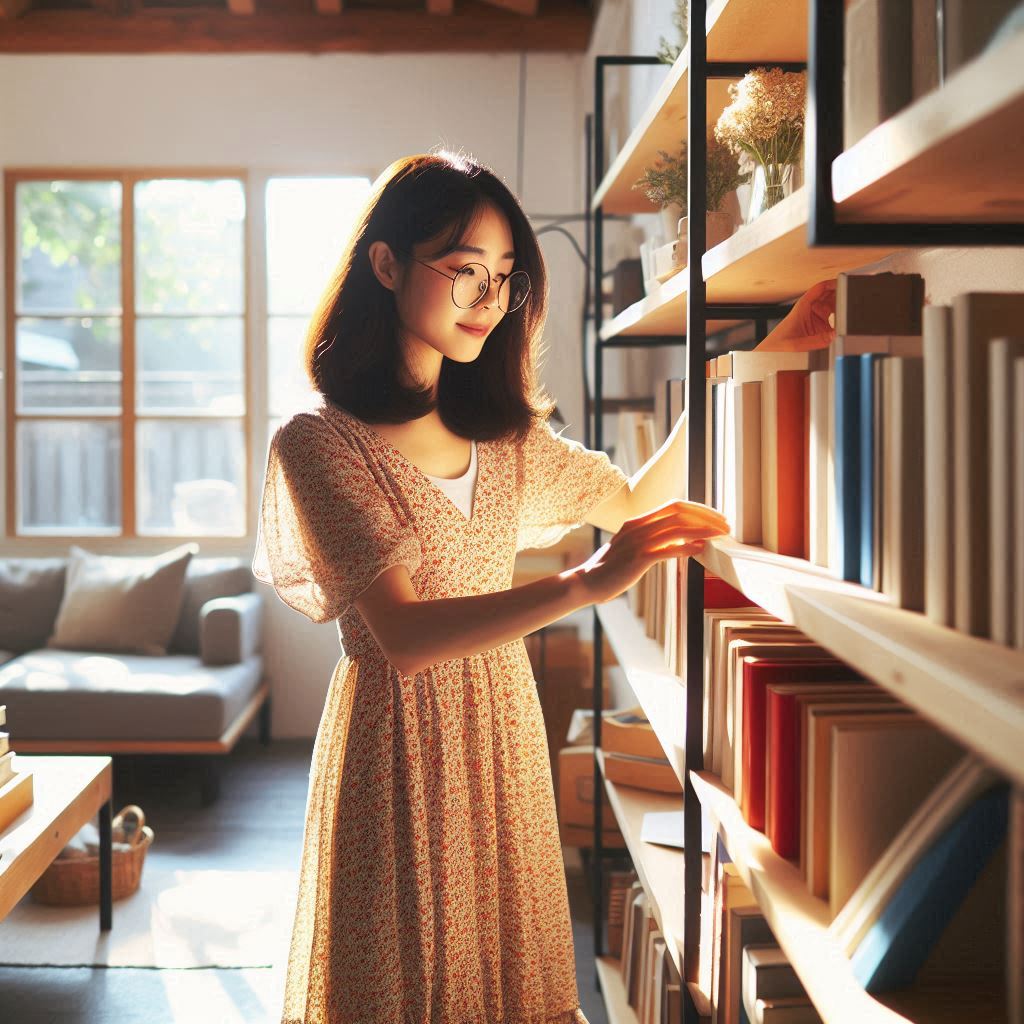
xmin=0 ymin=558 xmax=67 ymax=654
xmin=47 ymin=543 xmax=198 ymax=657
xmin=0 ymin=649 xmax=264 ymax=741
xmin=169 ymin=558 xmax=252 ymax=656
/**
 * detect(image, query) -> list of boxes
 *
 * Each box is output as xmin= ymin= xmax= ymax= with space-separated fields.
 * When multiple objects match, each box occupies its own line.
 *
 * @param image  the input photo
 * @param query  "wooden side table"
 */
xmin=0 ymin=755 xmax=114 ymax=930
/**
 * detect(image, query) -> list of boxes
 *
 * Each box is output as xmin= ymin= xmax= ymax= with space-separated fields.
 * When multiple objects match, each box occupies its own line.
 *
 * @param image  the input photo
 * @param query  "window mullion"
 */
xmin=122 ymin=175 xmax=136 ymax=537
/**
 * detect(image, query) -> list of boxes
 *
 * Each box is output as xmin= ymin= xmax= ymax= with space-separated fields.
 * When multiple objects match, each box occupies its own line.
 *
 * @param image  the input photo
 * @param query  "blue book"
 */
xmin=834 ymin=356 xmax=862 ymax=582
xmin=859 ymin=354 xmax=882 ymax=588
xmin=851 ymin=783 xmax=1010 ymax=992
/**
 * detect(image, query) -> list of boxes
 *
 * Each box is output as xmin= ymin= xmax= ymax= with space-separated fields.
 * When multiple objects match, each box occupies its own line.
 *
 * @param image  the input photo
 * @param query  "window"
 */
xmin=265 ymin=176 xmax=372 ymax=433
xmin=7 ymin=172 xmax=248 ymax=538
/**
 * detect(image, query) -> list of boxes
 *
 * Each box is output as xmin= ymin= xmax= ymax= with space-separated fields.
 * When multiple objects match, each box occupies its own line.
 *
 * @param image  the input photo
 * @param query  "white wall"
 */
xmin=0 ymin=50 xmax=587 ymax=737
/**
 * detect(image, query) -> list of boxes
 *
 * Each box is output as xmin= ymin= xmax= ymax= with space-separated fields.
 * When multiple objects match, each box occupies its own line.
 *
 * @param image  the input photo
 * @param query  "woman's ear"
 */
xmin=368 ymin=240 xmax=402 ymax=292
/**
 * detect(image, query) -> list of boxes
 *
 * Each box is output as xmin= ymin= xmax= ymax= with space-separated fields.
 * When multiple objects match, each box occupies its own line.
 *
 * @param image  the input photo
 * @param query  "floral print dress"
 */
xmin=252 ymin=392 xmax=629 ymax=1024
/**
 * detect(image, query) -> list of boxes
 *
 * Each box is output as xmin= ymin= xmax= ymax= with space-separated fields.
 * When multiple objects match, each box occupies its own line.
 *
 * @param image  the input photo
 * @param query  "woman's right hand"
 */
xmin=573 ymin=498 xmax=731 ymax=605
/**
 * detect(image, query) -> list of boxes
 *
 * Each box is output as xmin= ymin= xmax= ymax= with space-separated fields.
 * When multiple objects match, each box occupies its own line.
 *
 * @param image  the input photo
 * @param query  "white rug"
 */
xmin=0 ymin=867 xmax=300 ymax=970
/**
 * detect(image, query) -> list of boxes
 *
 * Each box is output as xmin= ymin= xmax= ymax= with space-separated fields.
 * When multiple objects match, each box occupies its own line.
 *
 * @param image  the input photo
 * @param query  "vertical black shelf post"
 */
xmin=589 ymin=54 xmax=671 ymax=973
xmin=683 ymin=1 xmax=708 ymax=1021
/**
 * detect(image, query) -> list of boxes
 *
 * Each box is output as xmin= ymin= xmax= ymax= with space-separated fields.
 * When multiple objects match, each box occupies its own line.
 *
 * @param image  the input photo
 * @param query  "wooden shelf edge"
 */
xmin=697 ymin=537 xmax=1024 ymax=788
xmin=689 ymin=769 xmax=913 ymax=1024
xmin=596 ymin=746 xmax=687 ymax=978
xmin=595 ymin=597 xmax=687 ymax=789
xmin=595 ymin=954 xmax=641 ymax=1024
xmin=832 ymin=30 xmax=1024 ymax=211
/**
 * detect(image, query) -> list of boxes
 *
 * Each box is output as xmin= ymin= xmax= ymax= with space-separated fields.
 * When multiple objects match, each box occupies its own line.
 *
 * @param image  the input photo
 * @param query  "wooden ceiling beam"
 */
xmin=477 ymin=0 xmax=538 ymax=15
xmin=0 ymin=0 xmax=33 ymax=18
xmin=314 ymin=0 xmax=342 ymax=14
xmin=0 ymin=3 xmax=591 ymax=51
xmin=226 ymin=0 xmax=256 ymax=13
xmin=425 ymin=0 xmax=454 ymax=16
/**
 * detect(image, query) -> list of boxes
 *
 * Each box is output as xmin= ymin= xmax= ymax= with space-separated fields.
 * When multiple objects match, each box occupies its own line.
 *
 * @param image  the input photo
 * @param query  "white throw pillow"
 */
xmin=46 ymin=543 xmax=199 ymax=656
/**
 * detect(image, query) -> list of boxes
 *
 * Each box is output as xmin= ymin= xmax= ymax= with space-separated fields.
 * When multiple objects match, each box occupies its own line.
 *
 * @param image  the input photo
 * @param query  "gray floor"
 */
xmin=0 ymin=737 xmax=609 ymax=1024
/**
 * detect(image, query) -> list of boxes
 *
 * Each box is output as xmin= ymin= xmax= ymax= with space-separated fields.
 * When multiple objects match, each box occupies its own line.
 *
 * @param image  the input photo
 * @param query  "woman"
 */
xmin=253 ymin=147 xmax=830 ymax=1023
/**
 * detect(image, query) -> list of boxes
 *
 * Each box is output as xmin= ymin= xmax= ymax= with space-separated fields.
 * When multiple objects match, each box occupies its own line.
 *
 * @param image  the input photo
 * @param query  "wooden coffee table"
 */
xmin=0 ymin=755 xmax=114 ymax=930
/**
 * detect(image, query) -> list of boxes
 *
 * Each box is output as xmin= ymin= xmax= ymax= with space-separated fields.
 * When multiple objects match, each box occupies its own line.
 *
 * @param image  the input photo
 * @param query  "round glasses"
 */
xmin=414 ymin=258 xmax=531 ymax=314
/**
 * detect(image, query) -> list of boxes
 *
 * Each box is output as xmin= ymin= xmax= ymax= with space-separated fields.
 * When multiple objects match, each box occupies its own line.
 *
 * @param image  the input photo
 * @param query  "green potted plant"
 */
xmin=633 ymin=144 xmax=688 ymax=244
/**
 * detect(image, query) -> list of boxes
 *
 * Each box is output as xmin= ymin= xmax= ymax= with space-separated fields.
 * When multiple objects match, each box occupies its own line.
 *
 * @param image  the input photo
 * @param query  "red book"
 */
xmin=765 ymin=369 xmax=809 ymax=558
xmin=705 ymin=572 xmax=750 ymax=610
xmin=741 ymin=659 xmax=860 ymax=832
xmin=765 ymin=680 xmax=871 ymax=860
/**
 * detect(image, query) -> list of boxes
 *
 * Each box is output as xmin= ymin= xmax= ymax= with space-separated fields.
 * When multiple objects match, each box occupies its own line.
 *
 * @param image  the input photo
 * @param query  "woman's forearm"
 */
xmin=391 ymin=566 xmax=592 ymax=677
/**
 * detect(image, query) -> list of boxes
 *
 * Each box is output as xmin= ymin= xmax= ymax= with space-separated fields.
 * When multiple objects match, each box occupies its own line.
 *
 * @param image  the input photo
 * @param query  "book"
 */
xmin=727 ymin=641 xmax=832 ymax=805
xmin=739 ymin=657 xmax=859 ymax=831
xmin=761 ymin=369 xmax=809 ymax=558
xmin=871 ymin=355 xmax=885 ymax=592
xmin=725 ymin=379 xmax=763 ymax=546
xmin=716 ymin=350 xmax=811 ymax=385
xmin=703 ymin=608 xmax=777 ymax=767
xmin=859 ymin=353 xmax=883 ymax=589
xmin=804 ymin=704 xmax=917 ymax=898
xmin=714 ymin=622 xmax=808 ymax=786
xmin=880 ymin=356 xmax=925 ymax=611
xmin=923 ymin=304 xmax=956 ymax=626
xmin=722 ymin=905 xmax=775 ymax=1024
xmin=989 ymin=337 xmax=1024 ymax=645
xmin=952 ymin=292 xmax=1024 ymax=638
xmin=843 ymin=0 xmax=913 ymax=149
xmin=807 ymin=370 xmax=829 ymax=568
xmin=828 ymin=717 xmax=964 ymax=915
xmin=850 ymin=783 xmax=1010 ymax=992
xmin=741 ymin=945 xmax=806 ymax=1021
xmin=835 ymin=272 xmax=924 ymax=337
xmin=833 ymin=355 xmax=863 ymax=583
xmin=603 ymin=751 xmax=682 ymax=794
xmin=830 ymin=755 xmax=1000 ymax=955
xmin=710 ymin=865 xmax=758 ymax=1024
xmin=764 ymin=682 xmax=888 ymax=861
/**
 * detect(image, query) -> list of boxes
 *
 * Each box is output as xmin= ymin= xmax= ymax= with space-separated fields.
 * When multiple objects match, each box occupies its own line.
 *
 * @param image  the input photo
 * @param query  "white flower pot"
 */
xmin=660 ymin=202 xmax=685 ymax=243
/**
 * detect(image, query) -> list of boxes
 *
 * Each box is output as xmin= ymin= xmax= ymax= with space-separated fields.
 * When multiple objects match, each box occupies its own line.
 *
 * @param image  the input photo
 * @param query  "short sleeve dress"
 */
xmin=252 ymin=392 xmax=629 ymax=1024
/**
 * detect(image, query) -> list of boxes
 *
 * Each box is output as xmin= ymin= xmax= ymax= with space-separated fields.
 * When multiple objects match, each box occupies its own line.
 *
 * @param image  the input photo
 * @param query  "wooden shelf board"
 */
xmin=833 ymin=31 xmax=1024 ymax=223
xmin=597 ymin=746 xmax=686 ymax=978
xmin=592 ymin=58 xmax=737 ymax=216
xmin=593 ymin=0 xmax=810 ymax=216
xmin=596 ymin=597 xmax=687 ymax=788
xmin=697 ymin=536 xmax=1024 ymax=788
xmin=701 ymin=186 xmax=900 ymax=303
xmin=706 ymin=0 xmax=808 ymax=63
xmin=690 ymin=769 xmax=914 ymax=1024
xmin=598 ymin=269 xmax=741 ymax=341
xmin=595 ymin=954 xmax=640 ymax=1024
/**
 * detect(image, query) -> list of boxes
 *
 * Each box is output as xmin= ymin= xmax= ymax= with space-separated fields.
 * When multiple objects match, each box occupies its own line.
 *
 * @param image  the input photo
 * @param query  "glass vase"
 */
xmin=745 ymin=161 xmax=797 ymax=223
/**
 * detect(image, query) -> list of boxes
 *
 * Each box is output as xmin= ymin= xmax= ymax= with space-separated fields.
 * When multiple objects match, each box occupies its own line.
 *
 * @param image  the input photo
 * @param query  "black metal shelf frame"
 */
xmin=586 ymin=3 xmax=1024 ymax=1023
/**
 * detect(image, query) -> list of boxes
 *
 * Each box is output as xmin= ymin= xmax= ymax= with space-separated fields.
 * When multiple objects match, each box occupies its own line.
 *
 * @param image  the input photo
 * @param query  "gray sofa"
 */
xmin=0 ymin=555 xmax=270 ymax=805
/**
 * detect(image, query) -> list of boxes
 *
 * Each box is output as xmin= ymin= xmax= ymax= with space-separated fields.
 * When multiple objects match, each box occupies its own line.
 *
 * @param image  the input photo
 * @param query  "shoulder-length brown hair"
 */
xmin=303 ymin=148 xmax=556 ymax=444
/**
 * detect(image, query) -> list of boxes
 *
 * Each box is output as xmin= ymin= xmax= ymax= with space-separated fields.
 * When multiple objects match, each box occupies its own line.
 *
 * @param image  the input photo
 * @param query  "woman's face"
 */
xmin=389 ymin=203 xmax=517 ymax=366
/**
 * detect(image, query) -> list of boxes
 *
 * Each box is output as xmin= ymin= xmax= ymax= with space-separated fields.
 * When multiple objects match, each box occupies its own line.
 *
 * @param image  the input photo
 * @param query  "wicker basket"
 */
xmin=30 ymin=804 xmax=154 ymax=906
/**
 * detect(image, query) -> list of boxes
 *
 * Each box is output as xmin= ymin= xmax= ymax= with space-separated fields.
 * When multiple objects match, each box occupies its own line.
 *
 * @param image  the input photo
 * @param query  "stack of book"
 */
xmin=701 ymin=838 xmax=821 ymax=1024
xmin=0 ymin=704 xmax=35 ymax=832
xmin=619 ymin=880 xmax=684 ymax=1024
xmin=699 ymin=272 xmax=1024 ymax=649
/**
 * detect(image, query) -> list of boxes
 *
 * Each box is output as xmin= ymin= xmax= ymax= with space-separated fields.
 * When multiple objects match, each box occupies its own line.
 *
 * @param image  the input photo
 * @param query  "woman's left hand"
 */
xmin=756 ymin=278 xmax=837 ymax=352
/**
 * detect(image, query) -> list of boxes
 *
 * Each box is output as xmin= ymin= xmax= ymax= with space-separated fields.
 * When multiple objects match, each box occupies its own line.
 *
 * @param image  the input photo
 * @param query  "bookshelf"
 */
xmin=586 ymin=2 xmax=1024 ymax=1023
